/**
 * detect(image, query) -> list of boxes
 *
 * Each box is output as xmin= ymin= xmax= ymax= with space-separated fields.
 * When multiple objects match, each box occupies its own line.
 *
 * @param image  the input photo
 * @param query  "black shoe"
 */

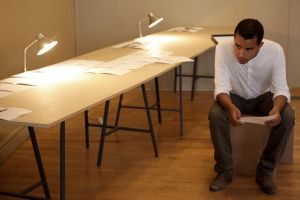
xmin=256 ymin=170 xmax=277 ymax=195
xmin=209 ymin=173 xmax=232 ymax=191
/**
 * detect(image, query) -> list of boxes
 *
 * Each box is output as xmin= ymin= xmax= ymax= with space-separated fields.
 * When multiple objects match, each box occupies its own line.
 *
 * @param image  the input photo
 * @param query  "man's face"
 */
xmin=234 ymin=33 xmax=263 ymax=64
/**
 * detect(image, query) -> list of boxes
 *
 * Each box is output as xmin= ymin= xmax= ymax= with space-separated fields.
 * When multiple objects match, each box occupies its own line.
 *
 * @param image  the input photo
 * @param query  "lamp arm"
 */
xmin=24 ymin=39 xmax=38 ymax=72
xmin=138 ymin=17 xmax=148 ymax=37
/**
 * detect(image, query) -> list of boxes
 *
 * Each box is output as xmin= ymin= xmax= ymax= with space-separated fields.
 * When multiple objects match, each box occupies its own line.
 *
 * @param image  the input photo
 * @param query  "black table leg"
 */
xmin=141 ymin=84 xmax=159 ymax=157
xmin=28 ymin=127 xmax=51 ymax=199
xmin=154 ymin=77 xmax=162 ymax=123
xmin=84 ymin=111 xmax=89 ymax=149
xmin=191 ymin=57 xmax=198 ymax=101
xmin=97 ymin=100 xmax=110 ymax=166
xmin=179 ymin=65 xmax=184 ymax=137
xmin=60 ymin=122 xmax=65 ymax=200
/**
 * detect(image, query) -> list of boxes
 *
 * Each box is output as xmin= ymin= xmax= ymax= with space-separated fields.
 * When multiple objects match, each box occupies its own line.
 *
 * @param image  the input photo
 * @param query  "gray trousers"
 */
xmin=208 ymin=92 xmax=295 ymax=175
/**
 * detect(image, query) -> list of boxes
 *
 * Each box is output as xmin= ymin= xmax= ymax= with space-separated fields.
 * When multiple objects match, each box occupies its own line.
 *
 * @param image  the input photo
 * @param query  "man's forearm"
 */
xmin=272 ymin=95 xmax=288 ymax=113
xmin=216 ymin=93 xmax=235 ymax=111
xmin=216 ymin=93 xmax=242 ymax=126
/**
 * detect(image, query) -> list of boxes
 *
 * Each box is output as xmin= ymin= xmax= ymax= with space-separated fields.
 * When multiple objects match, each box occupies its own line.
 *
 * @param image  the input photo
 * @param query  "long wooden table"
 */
xmin=0 ymin=27 xmax=232 ymax=200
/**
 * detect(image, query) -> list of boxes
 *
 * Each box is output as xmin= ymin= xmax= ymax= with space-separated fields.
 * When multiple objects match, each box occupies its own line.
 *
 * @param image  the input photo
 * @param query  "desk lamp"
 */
xmin=24 ymin=33 xmax=58 ymax=72
xmin=138 ymin=12 xmax=163 ymax=37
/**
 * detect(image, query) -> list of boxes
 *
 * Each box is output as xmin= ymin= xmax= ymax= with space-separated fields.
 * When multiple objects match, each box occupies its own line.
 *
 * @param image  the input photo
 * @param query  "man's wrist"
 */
xmin=270 ymin=106 xmax=280 ymax=115
xmin=227 ymin=104 xmax=237 ymax=112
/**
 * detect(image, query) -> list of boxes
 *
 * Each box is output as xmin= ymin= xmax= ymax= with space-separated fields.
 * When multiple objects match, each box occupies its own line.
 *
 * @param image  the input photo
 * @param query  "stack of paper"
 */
xmin=239 ymin=115 xmax=276 ymax=125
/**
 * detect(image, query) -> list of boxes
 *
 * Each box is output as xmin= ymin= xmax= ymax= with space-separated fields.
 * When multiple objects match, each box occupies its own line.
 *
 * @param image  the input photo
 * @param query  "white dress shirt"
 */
xmin=214 ymin=39 xmax=290 ymax=102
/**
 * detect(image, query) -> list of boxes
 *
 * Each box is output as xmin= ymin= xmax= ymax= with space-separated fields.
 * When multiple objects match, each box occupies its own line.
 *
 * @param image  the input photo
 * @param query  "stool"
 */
xmin=230 ymin=124 xmax=294 ymax=175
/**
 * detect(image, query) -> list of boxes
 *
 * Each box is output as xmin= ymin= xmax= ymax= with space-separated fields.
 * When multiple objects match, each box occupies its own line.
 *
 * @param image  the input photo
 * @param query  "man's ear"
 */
xmin=258 ymin=41 xmax=264 ymax=49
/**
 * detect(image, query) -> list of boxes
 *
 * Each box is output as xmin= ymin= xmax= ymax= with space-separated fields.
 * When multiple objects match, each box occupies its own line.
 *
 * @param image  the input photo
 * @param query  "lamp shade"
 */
xmin=148 ymin=12 xmax=164 ymax=28
xmin=37 ymin=40 xmax=58 ymax=55
xmin=139 ymin=12 xmax=164 ymax=37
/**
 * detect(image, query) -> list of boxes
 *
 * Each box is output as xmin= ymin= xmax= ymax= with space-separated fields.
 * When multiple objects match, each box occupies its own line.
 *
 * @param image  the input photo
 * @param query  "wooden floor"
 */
xmin=0 ymin=90 xmax=299 ymax=200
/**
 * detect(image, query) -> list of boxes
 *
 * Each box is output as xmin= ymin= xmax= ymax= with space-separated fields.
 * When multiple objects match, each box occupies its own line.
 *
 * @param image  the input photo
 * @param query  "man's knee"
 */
xmin=208 ymin=102 xmax=227 ymax=121
xmin=281 ymin=104 xmax=295 ymax=125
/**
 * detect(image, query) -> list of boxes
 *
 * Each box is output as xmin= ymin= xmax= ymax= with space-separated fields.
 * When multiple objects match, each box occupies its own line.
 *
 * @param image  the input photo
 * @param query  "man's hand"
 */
xmin=265 ymin=95 xmax=287 ymax=127
xmin=228 ymin=105 xmax=242 ymax=126
xmin=216 ymin=93 xmax=242 ymax=127
xmin=265 ymin=108 xmax=281 ymax=127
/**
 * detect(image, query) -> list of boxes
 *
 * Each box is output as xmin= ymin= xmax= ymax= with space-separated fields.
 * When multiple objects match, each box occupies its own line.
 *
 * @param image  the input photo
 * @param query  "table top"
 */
xmin=0 ymin=27 xmax=232 ymax=128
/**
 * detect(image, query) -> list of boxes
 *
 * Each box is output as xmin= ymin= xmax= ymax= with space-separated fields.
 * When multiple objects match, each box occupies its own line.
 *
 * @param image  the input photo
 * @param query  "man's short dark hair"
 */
xmin=234 ymin=18 xmax=264 ymax=44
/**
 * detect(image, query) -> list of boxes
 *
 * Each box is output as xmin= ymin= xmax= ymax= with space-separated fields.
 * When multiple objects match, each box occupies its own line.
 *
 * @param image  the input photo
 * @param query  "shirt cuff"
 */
xmin=214 ymin=89 xmax=230 ymax=100
xmin=273 ymin=92 xmax=291 ymax=102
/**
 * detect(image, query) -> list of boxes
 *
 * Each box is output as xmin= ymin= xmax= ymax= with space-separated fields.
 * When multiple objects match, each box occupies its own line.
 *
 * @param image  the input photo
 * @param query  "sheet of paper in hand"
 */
xmin=239 ymin=115 xmax=277 ymax=125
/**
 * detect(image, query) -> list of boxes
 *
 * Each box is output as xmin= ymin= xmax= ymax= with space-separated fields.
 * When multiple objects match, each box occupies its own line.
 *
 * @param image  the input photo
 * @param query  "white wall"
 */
xmin=287 ymin=0 xmax=300 ymax=88
xmin=0 ymin=0 xmax=76 ymax=79
xmin=75 ymin=0 xmax=296 ymax=90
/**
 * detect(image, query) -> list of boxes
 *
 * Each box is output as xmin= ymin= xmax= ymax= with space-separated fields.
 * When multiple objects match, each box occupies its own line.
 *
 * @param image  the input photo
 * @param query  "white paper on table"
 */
xmin=0 ymin=77 xmax=21 ymax=84
xmin=168 ymin=27 xmax=204 ymax=33
xmin=239 ymin=115 xmax=277 ymax=125
xmin=0 ymin=83 xmax=32 ymax=92
xmin=93 ymin=54 xmax=153 ymax=70
xmin=15 ymin=78 xmax=41 ymax=86
xmin=0 ymin=91 xmax=13 ymax=98
xmin=101 ymin=67 xmax=131 ymax=75
xmin=113 ymin=56 xmax=153 ymax=69
xmin=52 ymin=59 xmax=104 ymax=68
xmin=37 ymin=66 xmax=87 ymax=75
xmin=131 ymin=50 xmax=173 ymax=57
xmin=0 ymin=107 xmax=32 ymax=121
xmin=125 ymin=60 xmax=153 ymax=69
xmin=13 ymin=71 xmax=44 ymax=79
xmin=84 ymin=51 xmax=188 ymax=75
xmin=85 ymin=67 xmax=110 ymax=74
xmin=36 ymin=60 xmax=105 ymax=74
xmin=72 ymin=60 xmax=104 ymax=66
xmin=94 ymin=61 xmax=124 ymax=69
xmin=110 ymin=52 xmax=175 ymax=68
xmin=0 ymin=77 xmax=40 ymax=85
xmin=113 ymin=40 xmax=149 ymax=49
xmin=154 ymin=55 xmax=194 ymax=64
